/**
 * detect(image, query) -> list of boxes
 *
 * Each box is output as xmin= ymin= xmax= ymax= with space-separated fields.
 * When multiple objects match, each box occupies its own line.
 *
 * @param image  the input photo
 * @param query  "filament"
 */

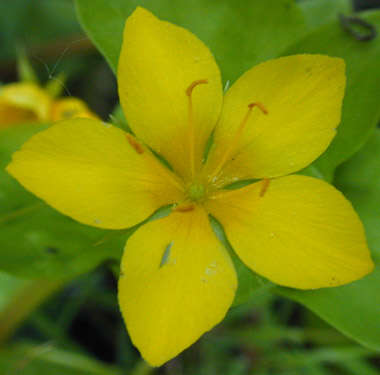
xmin=186 ymin=79 xmax=208 ymax=178
xmin=210 ymin=102 xmax=268 ymax=179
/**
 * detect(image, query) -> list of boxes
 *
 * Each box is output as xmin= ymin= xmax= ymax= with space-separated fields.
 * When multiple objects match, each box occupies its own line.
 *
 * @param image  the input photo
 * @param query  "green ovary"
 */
xmin=188 ymin=182 xmax=206 ymax=201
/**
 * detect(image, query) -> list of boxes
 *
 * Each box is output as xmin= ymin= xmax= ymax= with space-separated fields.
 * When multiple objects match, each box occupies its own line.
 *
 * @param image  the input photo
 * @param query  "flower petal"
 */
xmin=205 ymin=175 xmax=373 ymax=289
xmin=205 ymin=55 xmax=345 ymax=184
xmin=118 ymin=207 xmax=237 ymax=366
xmin=7 ymin=118 xmax=184 ymax=229
xmin=0 ymin=83 xmax=51 ymax=123
xmin=118 ymin=7 xmax=223 ymax=180
xmin=0 ymin=102 xmax=37 ymax=128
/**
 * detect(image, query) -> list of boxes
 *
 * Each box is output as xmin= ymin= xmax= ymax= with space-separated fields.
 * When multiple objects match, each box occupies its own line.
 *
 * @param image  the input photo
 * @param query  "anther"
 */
xmin=173 ymin=203 xmax=195 ymax=213
xmin=260 ymin=179 xmax=270 ymax=197
xmin=186 ymin=79 xmax=208 ymax=97
xmin=126 ymin=134 xmax=144 ymax=154
xmin=232 ymin=102 xmax=268 ymax=144
xmin=248 ymin=102 xmax=268 ymax=115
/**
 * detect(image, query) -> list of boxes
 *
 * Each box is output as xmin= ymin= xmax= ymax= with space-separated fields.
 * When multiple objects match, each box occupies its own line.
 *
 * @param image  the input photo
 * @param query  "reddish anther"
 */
xmin=186 ymin=79 xmax=208 ymax=97
xmin=126 ymin=134 xmax=144 ymax=154
xmin=260 ymin=179 xmax=271 ymax=197
xmin=248 ymin=102 xmax=268 ymax=115
xmin=173 ymin=203 xmax=195 ymax=213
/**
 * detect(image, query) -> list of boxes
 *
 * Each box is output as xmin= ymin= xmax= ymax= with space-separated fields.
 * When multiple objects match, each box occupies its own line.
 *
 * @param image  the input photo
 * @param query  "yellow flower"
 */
xmin=7 ymin=7 xmax=373 ymax=366
xmin=50 ymin=97 xmax=99 ymax=122
xmin=0 ymin=82 xmax=97 ymax=128
xmin=0 ymin=82 xmax=51 ymax=128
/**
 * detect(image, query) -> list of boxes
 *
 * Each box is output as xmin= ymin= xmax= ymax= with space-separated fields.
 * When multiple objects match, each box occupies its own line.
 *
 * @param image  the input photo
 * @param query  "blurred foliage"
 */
xmin=300 ymin=0 xmax=352 ymax=30
xmin=1 ymin=0 xmax=380 ymax=374
xmin=76 ymin=0 xmax=308 ymax=81
xmin=2 ymin=267 xmax=379 ymax=374
xmin=0 ymin=0 xmax=81 ymax=61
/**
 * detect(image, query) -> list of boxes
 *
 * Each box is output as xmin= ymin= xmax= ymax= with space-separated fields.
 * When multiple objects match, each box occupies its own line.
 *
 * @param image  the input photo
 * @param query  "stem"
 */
xmin=0 ymin=203 xmax=42 ymax=225
xmin=0 ymin=278 xmax=63 ymax=344
xmin=131 ymin=361 xmax=155 ymax=375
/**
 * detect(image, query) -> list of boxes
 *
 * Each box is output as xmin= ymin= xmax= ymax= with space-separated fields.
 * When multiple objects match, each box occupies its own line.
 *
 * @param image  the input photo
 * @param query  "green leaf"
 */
xmin=0 ymin=125 xmax=128 ymax=279
xmin=0 ymin=271 xmax=27 ymax=311
xmin=0 ymin=0 xmax=81 ymax=60
xmin=336 ymin=130 xmax=380 ymax=256
xmin=75 ymin=0 xmax=307 ymax=81
xmin=0 ymin=276 xmax=63 ymax=344
xmin=276 ymin=129 xmax=380 ymax=351
xmin=16 ymin=47 xmax=40 ymax=84
xmin=109 ymin=103 xmax=131 ymax=132
xmin=299 ymin=0 xmax=352 ymax=31
xmin=284 ymin=10 xmax=380 ymax=180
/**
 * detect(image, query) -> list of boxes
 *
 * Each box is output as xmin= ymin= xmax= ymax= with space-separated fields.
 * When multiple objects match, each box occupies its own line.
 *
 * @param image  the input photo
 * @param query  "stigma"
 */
xmin=187 ymin=181 xmax=206 ymax=201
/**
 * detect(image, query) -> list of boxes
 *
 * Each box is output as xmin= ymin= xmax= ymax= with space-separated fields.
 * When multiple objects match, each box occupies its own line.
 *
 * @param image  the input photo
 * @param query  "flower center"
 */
xmin=172 ymin=180 xmax=208 ymax=213
xmin=187 ymin=181 xmax=206 ymax=202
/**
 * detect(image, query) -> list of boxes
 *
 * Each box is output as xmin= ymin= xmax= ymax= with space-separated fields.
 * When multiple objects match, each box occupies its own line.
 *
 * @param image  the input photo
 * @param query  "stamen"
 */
xmin=126 ymin=134 xmax=144 ymax=154
xmin=126 ymin=134 xmax=186 ymax=194
xmin=259 ymin=178 xmax=270 ymax=197
xmin=186 ymin=79 xmax=208 ymax=97
xmin=249 ymin=102 xmax=268 ymax=115
xmin=186 ymin=79 xmax=208 ymax=177
xmin=173 ymin=203 xmax=195 ymax=212
xmin=211 ymin=102 xmax=268 ymax=179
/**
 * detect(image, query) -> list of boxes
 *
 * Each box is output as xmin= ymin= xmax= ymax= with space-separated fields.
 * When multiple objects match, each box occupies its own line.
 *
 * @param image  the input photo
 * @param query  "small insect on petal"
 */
xmin=160 ymin=241 xmax=173 ymax=268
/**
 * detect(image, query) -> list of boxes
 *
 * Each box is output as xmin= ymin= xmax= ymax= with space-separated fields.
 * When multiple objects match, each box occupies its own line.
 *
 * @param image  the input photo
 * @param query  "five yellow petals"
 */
xmin=5 ymin=6 xmax=374 ymax=368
